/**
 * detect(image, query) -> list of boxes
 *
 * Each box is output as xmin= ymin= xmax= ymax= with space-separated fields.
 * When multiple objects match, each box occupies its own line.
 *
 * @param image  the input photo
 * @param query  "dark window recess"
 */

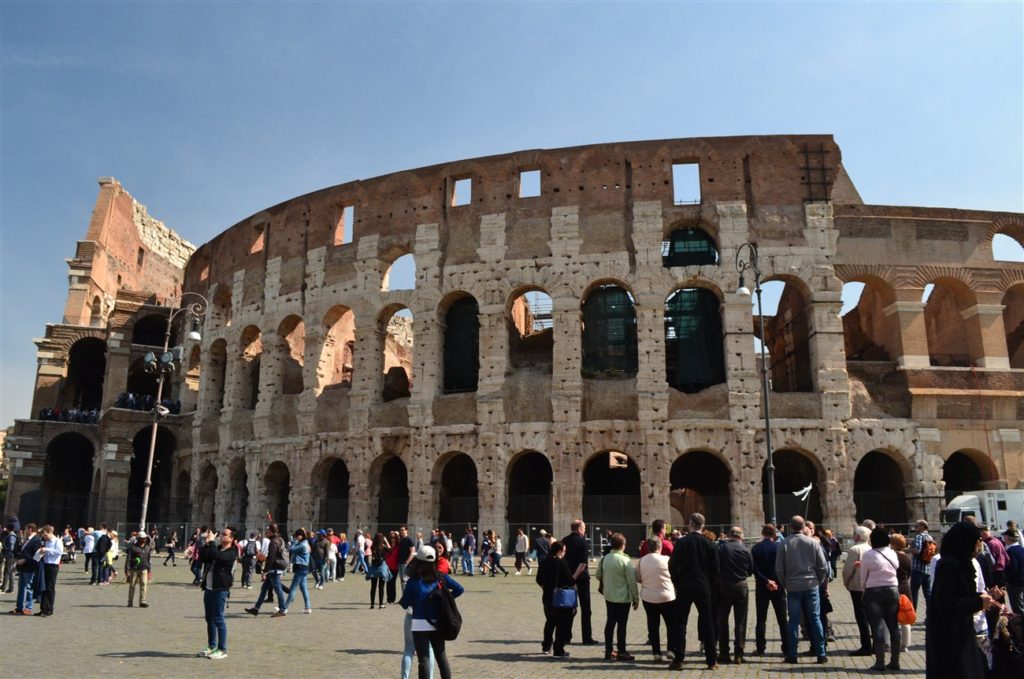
xmin=443 ymin=297 xmax=480 ymax=393
xmin=665 ymin=289 xmax=725 ymax=393
xmin=998 ymin=500 xmax=1007 ymax=510
xmin=662 ymin=228 xmax=719 ymax=267
xmin=581 ymin=286 xmax=638 ymax=378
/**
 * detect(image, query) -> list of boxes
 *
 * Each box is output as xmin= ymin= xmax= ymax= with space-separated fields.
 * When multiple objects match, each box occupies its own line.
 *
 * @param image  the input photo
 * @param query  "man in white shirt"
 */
xmin=352 ymin=530 xmax=367 ymax=574
xmin=82 ymin=527 xmax=96 ymax=574
xmin=37 ymin=524 xmax=64 ymax=616
xmin=842 ymin=526 xmax=874 ymax=656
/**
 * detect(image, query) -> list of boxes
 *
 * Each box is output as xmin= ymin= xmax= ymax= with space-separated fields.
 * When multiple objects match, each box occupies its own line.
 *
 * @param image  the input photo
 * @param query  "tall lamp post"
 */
xmin=735 ymin=243 xmax=777 ymax=526
xmin=138 ymin=292 xmax=208 ymax=533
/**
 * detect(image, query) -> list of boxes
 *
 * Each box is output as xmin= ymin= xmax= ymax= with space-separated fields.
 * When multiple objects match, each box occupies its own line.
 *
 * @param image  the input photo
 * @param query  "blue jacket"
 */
xmin=400 ymin=574 xmax=464 ymax=622
xmin=289 ymin=539 xmax=310 ymax=568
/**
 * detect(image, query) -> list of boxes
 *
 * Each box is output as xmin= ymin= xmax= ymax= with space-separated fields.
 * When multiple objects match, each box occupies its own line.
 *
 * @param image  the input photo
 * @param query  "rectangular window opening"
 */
xmin=452 ymin=177 xmax=472 ymax=206
xmin=672 ymin=163 xmax=701 ymax=205
xmin=519 ymin=170 xmax=541 ymax=198
xmin=137 ymin=248 xmax=145 ymax=269
xmin=334 ymin=205 xmax=355 ymax=245
xmin=250 ymin=225 xmax=265 ymax=254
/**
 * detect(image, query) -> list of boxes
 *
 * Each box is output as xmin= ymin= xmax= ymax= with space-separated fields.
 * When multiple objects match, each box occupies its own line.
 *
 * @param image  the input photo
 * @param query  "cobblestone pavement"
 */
xmin=2 ymin=558 xmax=925 ymax=677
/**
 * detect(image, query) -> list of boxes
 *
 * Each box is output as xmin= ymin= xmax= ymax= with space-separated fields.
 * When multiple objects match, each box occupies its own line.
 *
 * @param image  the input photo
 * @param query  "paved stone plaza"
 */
xmin=2 ymin=556 xmax=926 ymax=677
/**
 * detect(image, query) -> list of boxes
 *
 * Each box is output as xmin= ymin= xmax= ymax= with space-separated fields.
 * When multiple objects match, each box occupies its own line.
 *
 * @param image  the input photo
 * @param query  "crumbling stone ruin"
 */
xmin=4 ymin=137 xmax=1023 ymax=545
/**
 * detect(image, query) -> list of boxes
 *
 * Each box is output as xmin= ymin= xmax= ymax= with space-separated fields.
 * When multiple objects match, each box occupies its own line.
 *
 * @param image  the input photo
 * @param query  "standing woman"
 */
xmin=36 ymin=525 xmax=64 ymax=616
xmin=385 ymin=530 xmax=401 ymax=604
xmin=478 ymin=531 xmax=491 ymax=575
xmin=636 ymin=536 xmax=676 ymax=662
xmin=164 ymin=531 xmax=178 ymax=566
xmin=435 ymin=541 xmax=451 ymax=575
xmin=368 ymin=532 xmax=391 ymax=609
xmin=890 ymin=533 xmax=913 ymax=651
xmin=926 ymin=521 xmax=993 ymax=679
xmin=336 ymin=532 xmax=349 ymax=582
xmin=399 ymin=545 xmax=464 ymax=679
xmin=860 ymin=527 xmax=902 ymax=671
xmin=283 ymin=528 xmax=312 ymax=615
xmin=536 ymin=540 xmax=574 ymax=657
xmin=198 ymin=527 xmax=238 ymax=660
xmin=490 ymin=533 xmax=509 ymax=577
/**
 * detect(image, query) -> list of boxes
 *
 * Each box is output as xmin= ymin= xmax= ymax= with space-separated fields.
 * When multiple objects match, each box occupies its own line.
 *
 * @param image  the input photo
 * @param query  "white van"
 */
xmin=940 ymin=490 xmax=1024 ymax=533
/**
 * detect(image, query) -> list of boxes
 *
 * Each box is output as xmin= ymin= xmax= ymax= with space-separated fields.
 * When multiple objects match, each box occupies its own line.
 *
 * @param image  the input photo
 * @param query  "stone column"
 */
xmin=884 ymin=289 xmax=930 ymax=368
xmin=550 ymin=297 xmax=582 ymax=426
xmin=962 ymin=295 xmax=1010 ymax=369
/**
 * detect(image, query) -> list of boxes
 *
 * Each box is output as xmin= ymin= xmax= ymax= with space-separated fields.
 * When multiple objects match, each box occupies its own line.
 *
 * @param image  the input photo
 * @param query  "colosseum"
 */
xmin=4 ymin=135 xmax=1023 ymax=547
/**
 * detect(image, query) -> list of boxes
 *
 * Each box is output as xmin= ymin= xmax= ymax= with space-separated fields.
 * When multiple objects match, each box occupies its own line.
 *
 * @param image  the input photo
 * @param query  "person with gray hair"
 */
xmin=775 ymin=516 xmax=829 ymax=665
xmin=843 ymin=525 xmax=875 ymax=656
xmin=716 ymin=526 xmax=752 ymax=664
xmin=636 ymin=535 xmax=675 ymax=661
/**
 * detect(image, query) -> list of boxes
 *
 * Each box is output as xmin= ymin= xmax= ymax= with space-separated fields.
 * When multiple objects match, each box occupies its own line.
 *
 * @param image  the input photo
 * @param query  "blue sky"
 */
xmin=1 ymin=1 xmax=1022 ymax=427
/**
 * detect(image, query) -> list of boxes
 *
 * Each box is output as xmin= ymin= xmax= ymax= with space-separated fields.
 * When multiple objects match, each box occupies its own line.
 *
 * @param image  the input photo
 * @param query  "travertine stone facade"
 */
xmin=5 ymin=137 xmax=1023 ymax=543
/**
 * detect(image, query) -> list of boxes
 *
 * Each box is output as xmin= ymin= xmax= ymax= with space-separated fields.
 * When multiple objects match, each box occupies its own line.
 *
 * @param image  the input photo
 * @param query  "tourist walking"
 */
xmin=461 ymin=527 xmax=476 ymax=576
xmin=126 ymin=532 xmax=153 ymax=608
xmin=842 ymin=526 xmax=874 ymax=656
xmin=597 ymin=532 xmax=639 ymax=661
xmin=490 ymin=533 xmax=509 ymax=576
xmin=198 ymin=527 xmax=238 ymax=659
xmin=716 ymin=526 xmax=752 ymax=664
xmin=336 ymin=532 xmax=349 ymax=581
xmin=396 ymin=526 xmax=417 ymax=587
xmin=514 ymin=528 xmax=530 ymax=575
xmin=636 ymin=536 xmax=676 ymax=662
xmin=668 ymin=513 xmax=719 ymax=670
xmin=245 ymin=524 xmax=287 ymax=617
xmin=368 ymin=532 xmax=392 ymax=609
xmin=536 ymin=540 xmax=575 ymax=657
xmin=775 ymin=515 xmax=829 ymax=665
xmin=282 ymin=528 xmax=312 ymax=615
xmin=37 ymin=524 xmax=64 ymax=616
xmin=240 ymin=532 xmax=258 ymax=588
xmin=478 ymin=531 xmax=491 ymax=575
xmin=562 ymin=519 xmax=596 ymax=645
xmin=351 ymin=529 xmax=368 ymax=574
xmin=163 ymin=530 xmax=178 ymax=566
xmin=860 ymin=527 xmax=902 ymax=671
xmin=399 ymin=545 xmax=465 ymax=679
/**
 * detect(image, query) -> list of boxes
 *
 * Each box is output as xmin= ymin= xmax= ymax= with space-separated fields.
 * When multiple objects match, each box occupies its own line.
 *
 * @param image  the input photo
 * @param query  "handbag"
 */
xmin=897 ymin=593 xmax=916 ymax=625
xmin=553 ymin=586 xmax=578 ymax=609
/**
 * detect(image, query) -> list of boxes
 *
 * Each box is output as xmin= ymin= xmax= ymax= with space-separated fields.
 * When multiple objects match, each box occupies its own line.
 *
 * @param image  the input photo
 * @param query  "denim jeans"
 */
xmin=90 ymin=553 xmax=101 ymax=583
xmin=351 ymin=551 xmax=367 ymax=573
xmin=204 ymin=589 xmax=229 ymax=651
xmin=461 ymin=550 xmax=474 ymax=575
xmin=910 ymin=569 xmax=931 ymax=610
xmin=17 ymin=570 xmax=35 ymax=611
xmin=786 ymin=588 xmax=825 ymax=659
xmin=284 ymin=568 xmax=310 ymax=611
xmin=254 ymin=571 xmax=286 ymax=610
xmin=401 ymin=612 xmax=434 ymax=679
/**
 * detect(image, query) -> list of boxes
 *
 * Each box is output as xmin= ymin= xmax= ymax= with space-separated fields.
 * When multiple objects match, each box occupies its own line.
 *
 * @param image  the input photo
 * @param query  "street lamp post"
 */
xmin=735 ymin=242 xmax=777 ymax=527
xmin=138 ymin=292 xmax=207 ymax=534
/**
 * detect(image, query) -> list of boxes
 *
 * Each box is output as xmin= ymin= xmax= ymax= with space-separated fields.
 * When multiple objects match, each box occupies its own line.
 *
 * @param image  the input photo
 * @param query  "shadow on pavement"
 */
xmin=99 ymin=651 xmax=194 ymax=659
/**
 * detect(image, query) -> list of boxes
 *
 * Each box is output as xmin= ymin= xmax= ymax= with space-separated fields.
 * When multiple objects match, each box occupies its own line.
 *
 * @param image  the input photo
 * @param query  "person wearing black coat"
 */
xmin=926 ymin=521 xmax=994 ymax=679
xmin=198 ymin=528 xmax=239 ymax=659
xmin=536 ymin=541 xmax=575 ymax=657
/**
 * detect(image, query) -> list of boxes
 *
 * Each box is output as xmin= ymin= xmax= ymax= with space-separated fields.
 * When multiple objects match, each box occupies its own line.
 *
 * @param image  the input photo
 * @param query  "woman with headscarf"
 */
xmin=926 ymin=521 xmax=994 ymax=679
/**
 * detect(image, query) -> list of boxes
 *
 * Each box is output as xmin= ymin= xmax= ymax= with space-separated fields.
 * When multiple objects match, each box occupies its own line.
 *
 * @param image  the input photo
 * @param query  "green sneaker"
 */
xmin=197 ymin=646 xmax=216 ymax=658
xmin=209 ymin=650 xmax=228 ymax=660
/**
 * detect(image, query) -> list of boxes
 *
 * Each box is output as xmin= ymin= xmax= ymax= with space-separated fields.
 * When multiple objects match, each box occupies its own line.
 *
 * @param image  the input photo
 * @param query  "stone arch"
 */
xmin=318 ymin=305 xmax=356 ymax=393
xmin=131 ymin=313 xmax=170 ymax=347
xmin=275 ymin=315 xmax=306 ymax=396
xmin=943 ymin=449 xmax=999 ymax=503
xmin=379 ymin=305 xmax=414 ymax=402
xmin=126 ymin=354 xmax=160 ymax=399
xmin=313 ymin=456 xmax=350 ymax=529
xmin=765 ymin=448 xmax=824 ymax=524
xmin=841 ymin=276 xmax=899 ymax=361
xmin=669 ymin=450 xmax=732 ymax=529
xmin=507 ymin=286 xmax=553 ymax=373
xmin=440 ymin=292 xmax=480 ymax=393
xmin=382 ymin=252 xmax=416 ymax=292
xmin=238 ymin=325 xmax=262 ymax=409
xmin=989 ymin=216 xmax=1024 ymax=262
xmin=128 ymin=426 xmax=176 ymax=524
xmin=370 ymin=454 xmax=409 ymax=532
xmin=664 ymin=286 xmax=725 ymax=393
xmin=1002 ymin=283 xmax=1024 ymax=368
xmin=195 ymin=462 xmax=218 ymax=527
xmin=433 ymin=451 xmax=479 ymax=530
xmin=582 ymin=450 xmax=643 ymax=552
xmin=211 ymin=284 xmax=233 ymax=329
xmin=61 ymin=337 xmax=106 ymax=410
xmin=853 ymin=450 xmax=909 ymax=525
xmin=580 ymin=282 xmax=638 ymax=378
xmin=923 ymin=276 xmax=980 ymax=366
xmin=661 ymin=224 xmax=720 ymax=267
xmin=506 ymin=450 xmax=554 ymax=535
xmin=264 ymin=461 xmax=291 ymax=529
xmin=223 ymin=457 xmax=249 ymax=528
xmin=90 ymin=295 xmax=103 ymax=327
xmin=41 ymin=432 xmax=94 ymax=528
xmin=758 ymin=276 xmax=814 ymax=393
xmin=203 ymin=339 xmax=228 ymax=413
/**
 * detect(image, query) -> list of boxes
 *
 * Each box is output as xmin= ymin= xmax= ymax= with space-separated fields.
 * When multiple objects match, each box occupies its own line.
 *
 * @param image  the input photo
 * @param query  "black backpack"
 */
xmin=428 ymin=580 xmax=463 ymax=641
xmin=245 ymin=540 xmax=259 ymax=558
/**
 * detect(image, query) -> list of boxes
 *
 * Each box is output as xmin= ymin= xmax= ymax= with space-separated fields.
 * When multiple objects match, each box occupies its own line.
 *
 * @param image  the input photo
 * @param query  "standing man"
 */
xmin=751 ymin=524 xmax=788 ymax=658
xmin=1003 ymin=528 xmax=1024 ymax=616
xmin=716 ymin=526 xmax=753 ymax=664
xmin=514 ymin=528 xmax=530 ymax=575
xmin=639 ymin=519 xmax=674 ymax=557
xmin=533 ymin=529 xmax=550 ymax=566
xmin=842 ymin=526 xmax=874 ymax=656
xmin=562 ymin=519 xmax=597 ymax=645
xmin=396 ymin=526 xmax=417 ymax=589
xmin=36 ymin=524 xmax=64 ymax=616
xmin=13 ymin=523 xmax=41 ymax=615
xmin=92 ymin=524 xmax=111 ymax=586
xmin=351 ymin=529 xmax=367 ymax=574
xmin=126 ymin=532 xmax=153 ymax=608
xmin=775 ymin=515 xmax=829 ymax=665
xmin=461 ymin=527 xmax=476 ymax=576
xmin=908 ymin=519 xmax=935 ymax=609
xmin=981 ymin=524 xmax=1009 ymax=587
xmin=81 ymin=527 xmax=95 ymax=576
xmin=1 ymin=523 xmax=18 ymax=593
xmin=668 ymin=513 xmax=719 ymax=671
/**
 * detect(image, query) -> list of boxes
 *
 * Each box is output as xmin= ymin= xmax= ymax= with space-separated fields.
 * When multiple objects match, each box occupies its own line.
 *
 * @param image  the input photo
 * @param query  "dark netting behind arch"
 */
xmin=661 ymin=228 xmax=720 ymax=267
xmin=665 ymin=288 xmax=725 ymax=393
xmin=582 ymin=286 xmax=638 ymax=377
xmin=443 ymin=297 xmax=480 ymax=392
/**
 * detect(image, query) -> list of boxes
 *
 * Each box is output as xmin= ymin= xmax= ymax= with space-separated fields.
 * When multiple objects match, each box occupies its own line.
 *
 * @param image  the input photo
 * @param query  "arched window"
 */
xmin=661 ymin=228 xmax=719 ymax=267
xmin=443 ymin=296 xmax=480 ymax=393
xmin=382 ymin=253 xmax=416 ymax=291
xmin=664 ymin=288 xmax=725 ymax=393
xmin=581 ymin=284 xmax=638 ymax=378
xmin=382 ymin=308 xmax=414 ymax=402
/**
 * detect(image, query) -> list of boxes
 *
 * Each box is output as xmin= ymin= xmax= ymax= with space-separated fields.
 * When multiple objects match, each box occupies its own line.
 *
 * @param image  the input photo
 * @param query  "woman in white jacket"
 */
xmin=636 ymin=537 xmax=676 ymax=661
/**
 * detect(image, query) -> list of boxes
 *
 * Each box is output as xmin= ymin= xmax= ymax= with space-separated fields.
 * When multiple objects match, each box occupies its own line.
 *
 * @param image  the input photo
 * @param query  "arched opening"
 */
xmin=276 ymin=315 xmax=305 ymax=396
xmin=132 ymin=314 xmax=170 ymax=347
xmin=669 ymin=451 xmax=731 ymax=529
xmin=765 ymin=449 xmax=823 ymax=523
xmin=581 ymin=284 xmax=638 ymax=378
xmin=507 ymin=452 xmax=553 ymax=535
xmin=211 ymin=285 xmax=232 ymax=328
xmin=437 ymin=453 xmax=478 ymax=531
xmin=127 ymin=426 xmax=176 ymax=524
xmin=319 ymin=459 xmax=349 ymax=529
xmin=943 ymin=450 xmax=998 ymax=503
xmin=1002 ymin=284 xmax=1024 ymax=369
xmin=664 ymin=288 xmax=725 ymax=393
xmin=508 ymin=289 xmax=553 ymax=373
xmin=992 ymin=233 xmax=1024 ymax=262
xmin=662 ymin=226 xmax=719 ymax=267
xmin=318 ymin=306 xmax=356 ymax=393
xmin=195 ymin=463 xmax=218 ymax=527
xmin=442 ymin=296 xmax=480 ymax=393
xmin=239 ymin=325 xmax=262 ymax=409
xmin=841 ymin=279 xmax=898 ymax=361
xmin=205 ymin=339 xmax=228 ymax=413
xmin=382 ymin=253 xmax=416 ymax=291
xmin=923 ymin=280 xmax=977 ymax=367
xmin=375 ymin=456 xmax=409 ymax=532
xmin=583 ymin=452 xmax=643 ymax=553
xmin=264 ymin=461 xmax=290 ymax=529
xmin=62 ymin=337 xmax=106 ymax=410
xmin=381 ymin=308 xmax=414 ymax=402
xmin=854 ymin=451 xmax=908 ymax=524
xmin=225 ymin=459 xmax=248 ymax=527
xmin=41 ymin=433 xmax=94 ymax=528
xmin=755 ymin=279 xmax=814 ymax=392
xmin=126 ymin=355 xmax=160 ymax=400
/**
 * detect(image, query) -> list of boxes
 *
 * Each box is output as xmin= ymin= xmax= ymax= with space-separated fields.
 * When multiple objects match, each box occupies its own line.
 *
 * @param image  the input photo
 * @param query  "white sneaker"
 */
xmin=208 ymin=649 xmax=228 ymax=660
xmin=197 ymin=646 xmax=216 ymax=658
xmin=304 ymin=608 xmax=312 ymax=614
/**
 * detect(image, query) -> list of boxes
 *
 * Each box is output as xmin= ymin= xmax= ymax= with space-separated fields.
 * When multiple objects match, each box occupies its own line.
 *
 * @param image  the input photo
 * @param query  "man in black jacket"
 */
xmin=716 ymin=526 xmax=753 ymax=664
xmin=199 ymin=527 xmax=239 ymax=659
xmin=562 ymin=519 xmax=597 ymax=645
xmin=668 ymin=513 xmax=718 ymax=671
xmin=92 ymin=524 xmax=111 ymax=585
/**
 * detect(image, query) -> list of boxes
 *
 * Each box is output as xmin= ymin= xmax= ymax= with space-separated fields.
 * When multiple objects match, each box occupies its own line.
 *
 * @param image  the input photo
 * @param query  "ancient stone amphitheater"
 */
xmin=5 ymin=135 xmax=1023 ymax=546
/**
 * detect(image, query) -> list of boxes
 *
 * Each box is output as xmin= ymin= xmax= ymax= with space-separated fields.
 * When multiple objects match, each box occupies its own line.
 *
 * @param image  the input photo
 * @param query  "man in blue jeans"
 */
xmin=461 ymin=528 xmax=476 ymax=576
xmin=909 ymin=520 xmax=934 ymax=609
xmin=775 ymin=516 xmax=829 ymax=665
xmin=13 ymin=523 xmax=41 ymax=615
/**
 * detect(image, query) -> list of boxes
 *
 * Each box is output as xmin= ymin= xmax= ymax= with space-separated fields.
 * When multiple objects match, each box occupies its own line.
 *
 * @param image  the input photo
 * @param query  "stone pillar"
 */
xmin=476 ymin=434 xmax=507 ymax=536
xmin=475 ymin=296 xmax=508 ymax=425
xmin=962 ymin=295 xmax=1010 ymax=369
xmin=884 ymin=290 xmax=930 ymax=368
xmin=406 ymin=445 xmax=434 ymax=533
xmin=640 ymin=429 xmax=671 ymax=528
xmin=552 ymin=439 xmax=583 ymax=537
xmin=347 ymin=315 xmax=382 ymax=432
xmin=297 ymin=327 xmax=323 ymax=435
xmin=550 ymin=298 xmax=582 ymax=426
xmin=102 ymin=342 xmax=131 ymax=410
xmin=409 ymin=303 xmax=438 ymax=429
